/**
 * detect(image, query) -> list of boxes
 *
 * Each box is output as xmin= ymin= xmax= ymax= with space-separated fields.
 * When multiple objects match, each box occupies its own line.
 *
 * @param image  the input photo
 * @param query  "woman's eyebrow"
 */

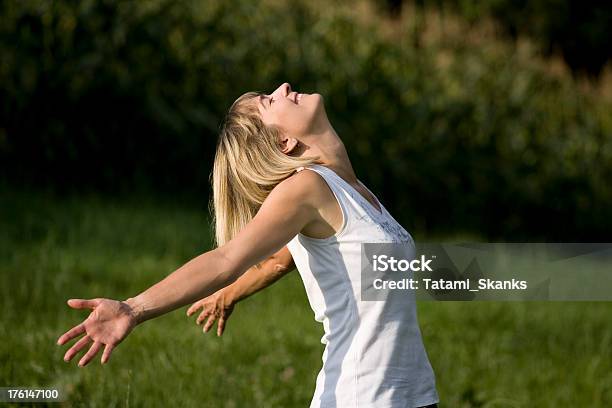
xmin=258 ymin=95 xmax=266 ymax=110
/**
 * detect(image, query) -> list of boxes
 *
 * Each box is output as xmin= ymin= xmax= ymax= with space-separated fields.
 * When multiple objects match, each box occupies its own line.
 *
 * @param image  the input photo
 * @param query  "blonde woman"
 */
xmin=57 ymin=83 xmax=439 ymax=408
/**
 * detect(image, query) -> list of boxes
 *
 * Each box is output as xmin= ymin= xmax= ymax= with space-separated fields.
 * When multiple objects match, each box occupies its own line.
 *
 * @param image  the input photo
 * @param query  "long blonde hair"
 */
xmin=211 ymin=92 xmax=318 ymax=247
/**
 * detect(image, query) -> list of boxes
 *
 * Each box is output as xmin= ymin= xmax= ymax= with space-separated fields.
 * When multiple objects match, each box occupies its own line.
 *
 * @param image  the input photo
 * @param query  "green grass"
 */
xmin=1 ymin=190 xmax=611 ymax=407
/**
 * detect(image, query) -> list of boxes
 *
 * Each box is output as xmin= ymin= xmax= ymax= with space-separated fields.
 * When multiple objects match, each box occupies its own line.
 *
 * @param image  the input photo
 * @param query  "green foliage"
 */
xmin=1 ymin=0 xmax=611 ymax=239
xmin=436 ymin=0 xmax=612 ymax=75
xmin=1 ymin=192 xmax=611 ymax=406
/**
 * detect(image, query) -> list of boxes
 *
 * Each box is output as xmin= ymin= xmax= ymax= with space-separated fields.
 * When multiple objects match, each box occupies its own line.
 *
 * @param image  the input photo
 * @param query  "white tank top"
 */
xmin=286 ymin=164 xmax=439 ymax=408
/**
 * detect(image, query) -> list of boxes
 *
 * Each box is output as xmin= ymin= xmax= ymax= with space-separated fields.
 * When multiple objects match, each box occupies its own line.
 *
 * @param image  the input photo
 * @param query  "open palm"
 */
xmin=57 ymin=298 xmax=137 ymax=366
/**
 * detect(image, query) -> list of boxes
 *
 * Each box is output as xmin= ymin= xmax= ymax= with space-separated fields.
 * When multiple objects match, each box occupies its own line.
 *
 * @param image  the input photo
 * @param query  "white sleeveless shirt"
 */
xmin=286 ymin=164 xmax=439 ymax=408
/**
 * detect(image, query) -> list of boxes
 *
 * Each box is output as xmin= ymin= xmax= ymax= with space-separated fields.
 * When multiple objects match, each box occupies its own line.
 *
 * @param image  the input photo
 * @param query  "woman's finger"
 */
xmin=101 ymin=343 xmax=115 ymax=364
xmin=203 ymin=314 xmax=216 ymax=333
xmin=196 ymin=309 xmax=212 ymax=325
xmin=63 ymin=334 xmax=91 ymax=362
xmin=57 ymin=323 xmax=85 ymax=346
xmin=78 ymin=341 xmax=102 ymax=367
xmin=67 ymin=298 xmax=100 ymax=310
xmin=217 ymin=315 xmax=227 ymax=337
xmin=186 ymin=302 xmax=202 ymax=317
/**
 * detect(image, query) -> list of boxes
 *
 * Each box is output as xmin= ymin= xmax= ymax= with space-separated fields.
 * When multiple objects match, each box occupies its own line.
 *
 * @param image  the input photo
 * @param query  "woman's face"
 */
xmin=256 ymin=82 xmax=325 ymax=138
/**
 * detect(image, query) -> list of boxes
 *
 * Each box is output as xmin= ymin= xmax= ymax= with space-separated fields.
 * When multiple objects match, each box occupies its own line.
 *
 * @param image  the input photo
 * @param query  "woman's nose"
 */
xmin=278 ymin=82 xmax=291 ymax=96
xmin=270 ymin=82 xmax=291 ymax=99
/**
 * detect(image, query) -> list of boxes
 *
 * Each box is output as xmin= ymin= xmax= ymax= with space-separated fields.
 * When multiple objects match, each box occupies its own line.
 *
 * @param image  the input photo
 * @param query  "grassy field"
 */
xmin=1 ymin=190 xmax=611 ymax=407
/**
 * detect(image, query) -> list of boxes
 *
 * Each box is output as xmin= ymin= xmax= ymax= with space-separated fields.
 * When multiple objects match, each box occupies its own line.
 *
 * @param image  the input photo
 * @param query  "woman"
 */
xmin=57 ymin=83 xmax=440 ymax=407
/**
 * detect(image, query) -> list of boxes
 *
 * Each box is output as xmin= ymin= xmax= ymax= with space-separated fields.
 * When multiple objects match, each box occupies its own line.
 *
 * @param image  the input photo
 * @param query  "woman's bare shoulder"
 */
xmin=272 ymin=168 xmax=331 ymax=204
xmin=262 ymin=168 xmax=339 ymax=227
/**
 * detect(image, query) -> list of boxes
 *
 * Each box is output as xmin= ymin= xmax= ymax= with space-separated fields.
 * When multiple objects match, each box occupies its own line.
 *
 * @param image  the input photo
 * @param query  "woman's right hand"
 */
xmin=57 ymin=298 xmax=139 ymax=366
xmin=186 ymin=290 xmax=235 ymax=336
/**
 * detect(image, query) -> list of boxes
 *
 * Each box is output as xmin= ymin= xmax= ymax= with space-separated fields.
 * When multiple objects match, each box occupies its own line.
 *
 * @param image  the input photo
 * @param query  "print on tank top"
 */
xmin=339 ymin=179 xmax=414 ymax=245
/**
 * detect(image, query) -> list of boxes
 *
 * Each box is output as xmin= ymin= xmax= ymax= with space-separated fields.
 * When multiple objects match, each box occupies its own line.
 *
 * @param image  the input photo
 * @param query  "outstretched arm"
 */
xmin=187 ymin=246 xmax=295 ymax=336
xmin=122 ymin=174 xmax=314 ymax=325
xmin=57 ymin=170 xmax=322 ymax=366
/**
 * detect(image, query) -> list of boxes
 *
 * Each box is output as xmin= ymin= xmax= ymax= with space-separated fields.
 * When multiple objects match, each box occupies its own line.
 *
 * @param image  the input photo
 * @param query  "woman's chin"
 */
xmin=309 ymin=93 xmax=325 ymax=111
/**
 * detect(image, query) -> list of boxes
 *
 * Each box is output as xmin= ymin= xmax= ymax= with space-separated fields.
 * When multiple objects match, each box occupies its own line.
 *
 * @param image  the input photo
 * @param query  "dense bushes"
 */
xmin=1 ymin=0 xmax=611 ymax=239
xmin=434 ymin=0 xmax=612 ymax=76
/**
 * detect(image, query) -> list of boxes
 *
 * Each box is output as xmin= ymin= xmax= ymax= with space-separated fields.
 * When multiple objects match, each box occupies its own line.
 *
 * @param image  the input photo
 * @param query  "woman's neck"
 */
xmin=302 ymin=127 xmax=359 ymax=184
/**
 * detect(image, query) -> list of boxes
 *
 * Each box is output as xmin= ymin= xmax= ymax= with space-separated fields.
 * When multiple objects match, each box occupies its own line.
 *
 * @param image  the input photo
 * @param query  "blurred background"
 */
xmin=1 ymin=0 xmax=611 ymax=406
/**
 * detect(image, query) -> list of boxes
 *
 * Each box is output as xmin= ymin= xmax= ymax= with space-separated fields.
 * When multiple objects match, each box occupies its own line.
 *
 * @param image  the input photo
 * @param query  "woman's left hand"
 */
xmin=186 ymin=290 xmax=235 ymax=336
